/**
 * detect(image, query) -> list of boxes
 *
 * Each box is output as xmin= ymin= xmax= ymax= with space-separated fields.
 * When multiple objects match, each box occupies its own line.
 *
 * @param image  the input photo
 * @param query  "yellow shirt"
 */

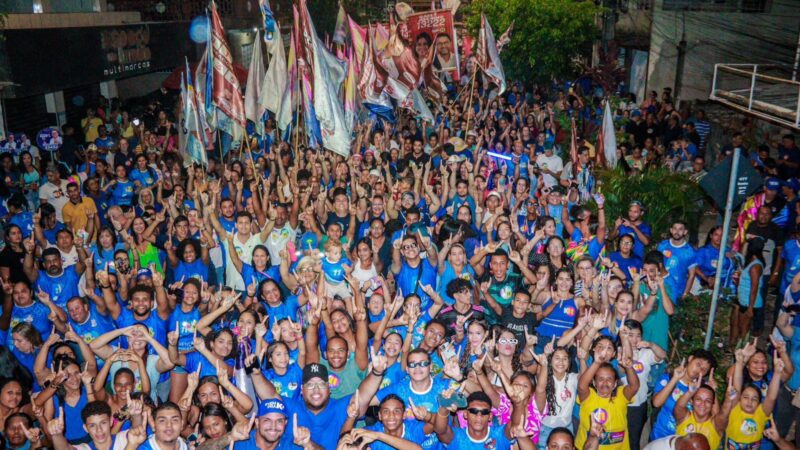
xmin=576 ymin=387 xmax=632 ymax=450
xmin=725 ymin=404 xmax=768 ymax=448
xmin=676 ymin=412 xmax=721 ymax=450
xmin=62 ymin=197 xmax=98 ymax=238
xmin=81 ymin=117 xmax=104 ymax=143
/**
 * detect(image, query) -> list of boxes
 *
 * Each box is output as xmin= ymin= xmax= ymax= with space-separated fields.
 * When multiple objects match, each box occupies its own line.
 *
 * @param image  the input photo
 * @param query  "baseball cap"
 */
xmin=136 ymin=268 xmax=153 ymax=280
xmin=302 ymin=363 xmax=329 ymax=384
xmin=783 ymin=178 xmax=800 ymax=192
xmin=369 ymin=169 xmax=382 ymax=178
xmin=631 ymin=110 xmax=642 ymax=118
xmin=765 ymin=177 xmax=782 ymax=191
xmin=86 ymin=144 xmax=98 ymax=152
xmin=257 ymin=398 xmax=288 ymax=417
xmin=487 ymin=190 xmax=502 ymax=199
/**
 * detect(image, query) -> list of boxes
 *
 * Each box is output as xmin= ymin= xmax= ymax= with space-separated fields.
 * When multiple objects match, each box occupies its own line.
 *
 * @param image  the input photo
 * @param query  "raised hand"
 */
xmin=293 ymin=414 xmax=311 ymax=447
xmin=407 ymin=398 xmax=430 ymax=422
xmin=673 ymin=358 xmax=687 ymax=380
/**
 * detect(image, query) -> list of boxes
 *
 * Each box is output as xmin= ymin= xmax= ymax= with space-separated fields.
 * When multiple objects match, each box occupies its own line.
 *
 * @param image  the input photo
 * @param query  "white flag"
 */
xmin=603 ymin=100 xmax=618 ymax=168
xmin=245 ymin=30 xmax=266 ymax=135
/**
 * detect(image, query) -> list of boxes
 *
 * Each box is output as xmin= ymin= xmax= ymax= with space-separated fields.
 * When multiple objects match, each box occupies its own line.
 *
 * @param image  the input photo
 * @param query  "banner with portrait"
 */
xmin=399 ymin=10 xmax=460 ymax=83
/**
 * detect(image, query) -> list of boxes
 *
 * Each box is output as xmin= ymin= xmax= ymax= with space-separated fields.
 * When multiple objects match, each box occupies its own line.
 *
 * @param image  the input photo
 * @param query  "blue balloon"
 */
xmin=190 ymin=16 xmax=209 ymax=43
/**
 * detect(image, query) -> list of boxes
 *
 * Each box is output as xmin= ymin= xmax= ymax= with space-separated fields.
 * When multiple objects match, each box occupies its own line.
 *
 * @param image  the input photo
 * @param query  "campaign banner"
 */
xmin=399 ymin=10 xmax=460 ymax=82
xmin=37 ymin=127 xmax=62 ymax=152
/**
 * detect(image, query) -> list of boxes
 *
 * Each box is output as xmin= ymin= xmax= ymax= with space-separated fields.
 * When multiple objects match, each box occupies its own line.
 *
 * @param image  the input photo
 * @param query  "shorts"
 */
xmin=737 ymin=305 xmax=765 ymax=333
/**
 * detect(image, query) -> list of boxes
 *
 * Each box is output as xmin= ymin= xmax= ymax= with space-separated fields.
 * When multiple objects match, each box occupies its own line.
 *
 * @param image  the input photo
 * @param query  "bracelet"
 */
xmin=371 ymin=369 xmax=385 ymax=377
xmin=437 ymin=409 xmax=450 ymax=417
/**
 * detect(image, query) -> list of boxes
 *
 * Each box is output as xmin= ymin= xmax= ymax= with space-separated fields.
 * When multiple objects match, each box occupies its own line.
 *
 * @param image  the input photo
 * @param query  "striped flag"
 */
xmin=277 ymin=30 xmax=297 ymax=133
xmin=333 ymin=4 xmax=348 ymax=45
xmin=343 ymin=47 xmax=358 ymax=131
xmin=209 ymin=1 xmax=246 ymax=141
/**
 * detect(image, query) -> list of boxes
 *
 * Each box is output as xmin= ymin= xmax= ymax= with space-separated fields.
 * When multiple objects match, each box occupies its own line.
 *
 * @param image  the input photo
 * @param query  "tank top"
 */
xmin=55 ymin=391 xmax=90 ymax=442
xmin=676 ymin=412 xmax=721 ymax=450
xmin=130 ymin=243 xmax=163 ymax=274
xmin=725 ymin=404 xmax=768 ymax=448
xmin=352 ymin=261 xmax=378 ymax=293
xmin=737 ymin=260 xmax=765 ymax=309
xmin=536 ymin=297 xmax=578 ymax=339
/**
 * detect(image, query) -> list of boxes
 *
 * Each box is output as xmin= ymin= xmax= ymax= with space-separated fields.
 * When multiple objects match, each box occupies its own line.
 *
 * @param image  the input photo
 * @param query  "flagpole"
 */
xmin=464 ymin=63 xmax=477 ymax=132
xmin=217 ymin=128 xmax=224 ymax=164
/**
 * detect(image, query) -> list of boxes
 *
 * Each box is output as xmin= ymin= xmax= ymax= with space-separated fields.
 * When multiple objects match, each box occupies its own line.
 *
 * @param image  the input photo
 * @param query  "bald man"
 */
xmin=644 ymin=433 xmax=711 ymax=450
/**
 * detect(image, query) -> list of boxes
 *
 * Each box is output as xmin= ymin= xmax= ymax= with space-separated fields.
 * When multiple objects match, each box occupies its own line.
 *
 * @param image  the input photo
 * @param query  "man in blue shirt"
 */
xmin=391 ymin=234 xmax=439 ymax=311
xmin=4 ymin=280 xmax=63 ymax=350
xmin=61 ymin=296 xmax=115 ymax=346
xmin=656 ymin=221 xmax=697 ymax=302
xmin=432 ymin=391 xmax=535 ymax=449
xmin=23 ymin=246 xmax=85 ymax=309
xmin=231 ymin=398 xmax=310 ymax=450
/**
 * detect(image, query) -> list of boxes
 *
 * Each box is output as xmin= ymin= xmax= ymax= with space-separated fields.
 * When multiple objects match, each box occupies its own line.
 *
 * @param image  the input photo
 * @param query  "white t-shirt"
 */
xmin=39 ymin=180 xmax=69 ymax=221
xmin=625 ymin=347 xmax=660 ymax=406
xmin=264 ymin=223 xmax=297 ymax=265
xmin=541 ymin=372 xmax=578 ymax=428
xmin=536 ymin=153 xmax=564 ymax=188
xmin=223 ymin=232 xmax=264 ymax=291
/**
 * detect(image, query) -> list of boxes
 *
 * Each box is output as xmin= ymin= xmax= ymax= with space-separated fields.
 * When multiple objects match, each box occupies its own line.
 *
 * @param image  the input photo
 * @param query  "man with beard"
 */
xmin=259 ymin=358 xmax=387 ymax=450
xmin=656 ymin=220 xmax=697 ymax=302
xmin=221 ymin=398 xmax=318 ymax=450
xmin=100 ymin=284 xmax=169 ymax=351
xmin=23 ymin=243 xmax=85 ymax=309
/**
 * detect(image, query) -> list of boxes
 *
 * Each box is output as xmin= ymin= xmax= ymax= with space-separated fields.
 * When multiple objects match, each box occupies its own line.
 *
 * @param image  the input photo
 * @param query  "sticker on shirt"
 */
xmin=591 ymin=408 xmax=609 ymax=425
xmin=500 ymin=285 xmax=513 ymax=300
xmin=560 ymin=387 xmax=572 ymax=402
xmin=328 ymin=372 xmax=341 ymax=389
xmin=564 ymin=307 xmax=577 ymax=317
xmin=663 ymin=250 xmax=672 ymax=258
xmin=482 ymin=438 xmax=497 ymax=449
xmin=633 ymin=360 xmax=645 ymax=374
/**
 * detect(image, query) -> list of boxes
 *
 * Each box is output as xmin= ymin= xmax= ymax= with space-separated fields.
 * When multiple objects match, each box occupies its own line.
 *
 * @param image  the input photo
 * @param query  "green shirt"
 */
xmin=321 ymin=351 xmax=367 ymax=399
xmin=640 ymin=284 xmax=672 ymax=351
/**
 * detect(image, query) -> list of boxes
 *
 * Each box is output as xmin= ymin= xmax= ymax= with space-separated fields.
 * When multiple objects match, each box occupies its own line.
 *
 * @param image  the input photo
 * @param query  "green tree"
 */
xmin=464 ymin=0 xmax=601 ymax=84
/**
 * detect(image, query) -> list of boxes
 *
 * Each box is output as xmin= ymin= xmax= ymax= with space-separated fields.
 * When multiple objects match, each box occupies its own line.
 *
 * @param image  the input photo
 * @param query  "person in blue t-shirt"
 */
xmin=391 ymin=234 xmax=439 ymax=311
xmin=650 ymin=348 xmax=716 ymax=440
xmin=231 ymin=397 xmax=306 ymax=450
xmin=431 ymin=390 xmax=535 ymax=449
xmin=656 ymin=221 xmax=697 ymax=302
xmin=609 ymin=201 xmax=652 ymax=259
xmin=693 ymin=226 xmax=736 ymax=295
xmin=24 ymin=246 xmax=85 ymax=310
xmin=103 ymin=164 xmax=135 ymax=206
xmin=63 ymin=296 xmax=115 ymax=347
xmin=130 ymin=154 xmax=158 ymax=191
xmin=5 ymin=280 xmax=61 ymax=351
xmin=608 ymin=234 xmax=643 ymax=284
xmin=341 ymin=394 xmax=430 ymax=449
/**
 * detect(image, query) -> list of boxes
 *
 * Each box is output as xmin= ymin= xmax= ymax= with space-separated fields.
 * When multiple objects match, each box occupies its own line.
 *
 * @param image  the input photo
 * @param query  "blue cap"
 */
xmin=785 ymin=178 xmax=800 ymax=192
xmin=257 ymin=398 xmax=288 ymax=417
xmin=136 ymin=268 xmax=153 ymax=279
xmin=765 ymin=177 xmax=782 ymax=191
xmin=631 ymin=110 xmax=642 ymax=118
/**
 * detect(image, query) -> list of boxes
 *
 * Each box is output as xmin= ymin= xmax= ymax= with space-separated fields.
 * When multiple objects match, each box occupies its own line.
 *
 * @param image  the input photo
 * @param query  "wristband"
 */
xmin=371 ymin=369 xmax=385 ymax=377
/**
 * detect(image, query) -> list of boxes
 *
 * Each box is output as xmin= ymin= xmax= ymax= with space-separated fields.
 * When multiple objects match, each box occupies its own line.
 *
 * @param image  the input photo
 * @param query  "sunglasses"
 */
xmin=402 ymin=244 xmax=418 ymax=250
xmin=407 ymin=360 xmax=431 ymax=369
xmin=498 ymin=338 xmax=518 ymax=345
xmin=467 ymin=408 xmax=492 ymax=416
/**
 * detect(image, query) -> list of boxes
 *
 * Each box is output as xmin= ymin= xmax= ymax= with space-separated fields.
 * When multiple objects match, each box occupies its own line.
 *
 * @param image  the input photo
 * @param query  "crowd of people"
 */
xmin=0 ymin=63 xmax=798 ymax=450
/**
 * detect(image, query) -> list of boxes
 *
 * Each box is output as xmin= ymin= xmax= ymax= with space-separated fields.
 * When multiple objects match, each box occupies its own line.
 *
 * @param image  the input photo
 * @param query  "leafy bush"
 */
xmin=596 ymin=167 xmax=706 ymax=244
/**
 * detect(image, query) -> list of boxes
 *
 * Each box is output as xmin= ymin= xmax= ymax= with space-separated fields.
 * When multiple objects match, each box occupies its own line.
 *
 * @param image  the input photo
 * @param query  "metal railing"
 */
xmin=106 ymin=0 xmax=232 ymax=21
xmin=710 ymin=63 xmax=800 ymax=130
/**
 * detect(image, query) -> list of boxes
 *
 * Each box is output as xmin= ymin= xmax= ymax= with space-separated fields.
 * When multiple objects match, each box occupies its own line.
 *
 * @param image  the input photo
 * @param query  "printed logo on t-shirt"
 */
xmin=740 ymin=418 xmax=758 ymax=436
xmin=592 ymin=408 xmax=609 ymax=425
xmin=560 ymin=387 xmax=572 ymax=402
xmin=483 ymin=438 xmax=497 ymax=449
xmin=328 ymin=372 xmax=341 ymax=389
xmin=287 ymin=382 xmax=298 ymax=392
xmin=500 ymin=285 xmax=513 ymax=300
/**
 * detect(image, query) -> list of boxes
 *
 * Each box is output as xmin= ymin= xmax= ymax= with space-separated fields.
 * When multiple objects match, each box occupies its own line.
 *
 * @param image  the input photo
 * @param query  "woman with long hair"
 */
xmin=732 ymin=237 xmax=767 ymax=341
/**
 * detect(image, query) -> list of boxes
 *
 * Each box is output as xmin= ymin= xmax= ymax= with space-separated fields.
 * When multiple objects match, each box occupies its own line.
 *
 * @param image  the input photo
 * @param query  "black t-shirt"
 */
xmin=745 ymin=221 xmax=785 ymax=267
xmin=500 ymin=306 xmax=537 ymax=347
xmin=0 ymin=246 xmax=27 ymax=284
xmin=325 ymin=212 xmax=352 ymax=234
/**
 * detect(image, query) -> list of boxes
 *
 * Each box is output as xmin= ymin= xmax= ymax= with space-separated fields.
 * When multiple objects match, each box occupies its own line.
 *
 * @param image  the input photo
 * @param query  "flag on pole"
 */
xmin=259 ymin=0 xmax=276 ymax=41
xmin=209 ymin=1 xmax=246 ymax=141
xmin=245 ymin=30 xmax=266 ymax=136
xmin=183 ymin=59 xmax=208 ymax=167
xmin=476 ymin=14 xmax=506 ymax=94
xmin=348 ymin=15 xmax=367 ymax=68
xmin=277 ymin=30 xmax=297 ymax=132
xmin=333 ymin=4 xmax=347 ymax=45
xmin=358 ymin=30 xmax=395 ymax=122
xmin=496 ymin=19 xmax=514 ymax=52
xmin=298 ymin=0 xmax=352 ymax=156
xmin=377 ymin=17 xmax=421 ymax=102
xmin=262 ymin=21 xmax=288 ymax=117
xmin=343 ymin=47 xmax=358 ymax=131
xmin=602 ymin=100 xmax=618 ymax=167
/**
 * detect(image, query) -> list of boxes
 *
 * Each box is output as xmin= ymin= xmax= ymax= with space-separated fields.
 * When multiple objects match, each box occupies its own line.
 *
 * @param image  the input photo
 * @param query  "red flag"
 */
xmin=209 ymin=1 xmax=245 ymax=130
